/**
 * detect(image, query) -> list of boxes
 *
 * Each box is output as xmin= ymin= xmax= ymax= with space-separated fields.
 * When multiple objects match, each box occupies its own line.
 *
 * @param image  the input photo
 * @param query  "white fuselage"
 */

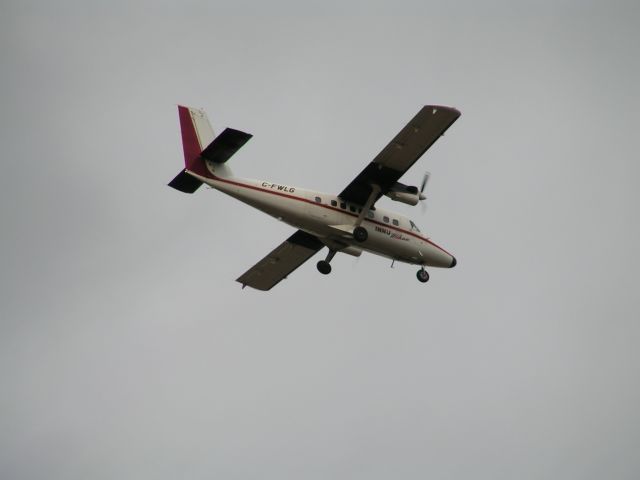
xmin=194 ymin=168 xmax=455 ymax=268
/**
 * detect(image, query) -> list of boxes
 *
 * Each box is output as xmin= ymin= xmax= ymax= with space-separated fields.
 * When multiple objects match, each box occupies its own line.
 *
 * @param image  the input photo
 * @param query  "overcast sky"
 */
xmin=1 ymin=1 xmax=639 ymax=479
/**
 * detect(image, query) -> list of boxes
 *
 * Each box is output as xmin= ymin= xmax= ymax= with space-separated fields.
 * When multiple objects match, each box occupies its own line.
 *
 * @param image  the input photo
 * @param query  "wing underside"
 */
xmin=339 ymin=105 xmax=461 ymax=206
xmin=236 ymin=230 xmax=324 ymax=291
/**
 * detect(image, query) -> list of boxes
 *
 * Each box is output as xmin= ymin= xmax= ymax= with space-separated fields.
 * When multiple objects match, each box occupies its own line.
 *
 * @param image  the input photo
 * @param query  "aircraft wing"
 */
xmin=236 ymin=230 xmax=324 ymax=291
xmin=339 ymin=105 xmax=461 ymax=206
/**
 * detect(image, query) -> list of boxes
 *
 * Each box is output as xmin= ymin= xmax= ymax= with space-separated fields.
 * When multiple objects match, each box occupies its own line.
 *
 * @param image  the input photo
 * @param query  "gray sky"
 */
xmin=2 ymin=1 xmax=639 ymax=479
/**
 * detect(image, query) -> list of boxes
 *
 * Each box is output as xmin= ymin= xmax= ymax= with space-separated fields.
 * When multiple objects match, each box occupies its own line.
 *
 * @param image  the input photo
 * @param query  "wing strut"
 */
xmin=351 ymin=184 xmax=381 ymax=243
xmin=354 ymin=184 xmax=380 ymax=228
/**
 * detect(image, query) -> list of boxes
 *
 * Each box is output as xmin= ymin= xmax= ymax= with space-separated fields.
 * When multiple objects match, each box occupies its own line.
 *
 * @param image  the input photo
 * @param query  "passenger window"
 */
xmin=383 ymin=216 xmax=389 ymax=223
xmin=392 ymin=219 xmax=399 ymax=226
xmin=349 ymin=205 xmax=356 ymax=213
xmin=315 ymin=196 xmax=322 ymax=203
xmin=340 ymin=202 xmax=346 ymax=209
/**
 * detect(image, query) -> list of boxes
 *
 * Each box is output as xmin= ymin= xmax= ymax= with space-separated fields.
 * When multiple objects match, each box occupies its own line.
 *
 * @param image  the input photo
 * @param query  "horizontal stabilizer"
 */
xmin=168 ymin=169 xmax=202 ymax=193
xmin=201 ymin=128 xmax=252 ymax=164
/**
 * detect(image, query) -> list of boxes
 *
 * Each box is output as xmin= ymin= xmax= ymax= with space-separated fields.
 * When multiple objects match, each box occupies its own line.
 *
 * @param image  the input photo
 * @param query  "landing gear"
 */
xmin=317 ymin=260 xmax=331 ymax=274
xmin=353 ymin=226 xmax=368 ymax=242
xmin=317 ymin=249 xmax=336 ymax=275
xmin=416 ymin=268 xmax=430 ymax=283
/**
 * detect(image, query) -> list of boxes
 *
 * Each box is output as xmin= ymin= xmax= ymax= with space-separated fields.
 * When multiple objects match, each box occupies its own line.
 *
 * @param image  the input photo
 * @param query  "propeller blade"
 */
xmin=420 ymin=172 xmax=430 ymax=194
xmin=420 ymin=172 xmax=430 ymax=212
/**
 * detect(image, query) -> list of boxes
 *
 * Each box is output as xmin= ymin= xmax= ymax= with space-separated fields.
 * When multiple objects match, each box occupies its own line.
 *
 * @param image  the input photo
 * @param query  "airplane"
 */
xmin=168 ymin=104 xmax=460 ymax=291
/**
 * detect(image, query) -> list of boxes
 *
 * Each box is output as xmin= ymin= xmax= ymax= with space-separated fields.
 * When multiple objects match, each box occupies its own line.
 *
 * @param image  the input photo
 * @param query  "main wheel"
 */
xmin=416 ymin=268 xmax=429 ymax=283
xmin=317 ymin=260 xmax=332 ymax=275
xmin=353 ymin=226 xmax=368 ymax=242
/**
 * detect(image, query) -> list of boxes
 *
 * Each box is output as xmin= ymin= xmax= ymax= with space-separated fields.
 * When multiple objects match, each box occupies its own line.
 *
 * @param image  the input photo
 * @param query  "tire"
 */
xmin=353 ymin=226 xmax=368 ymax=242
xmin=416 ymin=269 xmax=429 ymax=283
xmin=317 ymin=260 xmax=332 ymax=275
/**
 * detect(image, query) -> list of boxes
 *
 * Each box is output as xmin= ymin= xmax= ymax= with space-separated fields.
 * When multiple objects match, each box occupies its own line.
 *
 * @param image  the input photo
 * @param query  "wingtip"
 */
xmin=424 ymin=105 xmax=461 ymax=117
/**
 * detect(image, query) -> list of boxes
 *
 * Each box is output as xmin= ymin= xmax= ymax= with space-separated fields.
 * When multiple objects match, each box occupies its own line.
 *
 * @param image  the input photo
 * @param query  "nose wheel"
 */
xmin=317 ymin=249 xmax=336 ymax=275
xmin=416 ymin=268 xmax=430 ymax=283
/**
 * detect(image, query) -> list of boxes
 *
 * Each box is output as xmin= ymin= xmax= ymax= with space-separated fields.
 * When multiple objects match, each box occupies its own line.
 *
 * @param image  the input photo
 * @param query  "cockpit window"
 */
xmin=410 ymin=220 xmax=421 ymax=232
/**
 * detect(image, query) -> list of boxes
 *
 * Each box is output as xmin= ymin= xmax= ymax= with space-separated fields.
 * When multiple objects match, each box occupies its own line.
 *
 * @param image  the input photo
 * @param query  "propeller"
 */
xmin=419 ymin=172 xmax=430 ymax=212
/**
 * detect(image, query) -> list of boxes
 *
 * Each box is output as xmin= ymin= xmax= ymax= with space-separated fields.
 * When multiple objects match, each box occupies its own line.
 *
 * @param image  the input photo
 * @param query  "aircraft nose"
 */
xmin=449 ymin=256 xmax=457 ymax=268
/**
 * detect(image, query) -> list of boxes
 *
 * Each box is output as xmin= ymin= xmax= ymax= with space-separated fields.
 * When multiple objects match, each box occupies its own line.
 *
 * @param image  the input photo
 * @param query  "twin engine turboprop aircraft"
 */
xmin=169 ymin=105 xmax=461 ymax=291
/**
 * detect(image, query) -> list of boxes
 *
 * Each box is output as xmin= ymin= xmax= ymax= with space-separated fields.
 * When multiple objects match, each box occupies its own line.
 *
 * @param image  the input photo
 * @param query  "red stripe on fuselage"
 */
xmin=200 ymin=173 xmax=453 ymax=257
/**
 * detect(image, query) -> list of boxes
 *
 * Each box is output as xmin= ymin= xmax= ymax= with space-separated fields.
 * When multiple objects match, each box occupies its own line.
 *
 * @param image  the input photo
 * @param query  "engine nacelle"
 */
xmin=385 ymin=182 xmax=421 ymax=206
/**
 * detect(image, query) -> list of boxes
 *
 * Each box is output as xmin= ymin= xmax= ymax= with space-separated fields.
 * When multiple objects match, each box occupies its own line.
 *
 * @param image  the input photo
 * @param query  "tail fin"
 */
xmin=168 ymin=106 xmax=215 ymax=193
xmin=168 ymin=105 xmax=252 ymax=193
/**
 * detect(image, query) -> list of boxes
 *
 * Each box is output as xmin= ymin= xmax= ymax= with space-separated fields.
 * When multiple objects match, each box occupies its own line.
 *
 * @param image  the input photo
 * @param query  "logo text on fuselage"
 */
xmin=375 ymin=225 xmax=409 ymax=242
